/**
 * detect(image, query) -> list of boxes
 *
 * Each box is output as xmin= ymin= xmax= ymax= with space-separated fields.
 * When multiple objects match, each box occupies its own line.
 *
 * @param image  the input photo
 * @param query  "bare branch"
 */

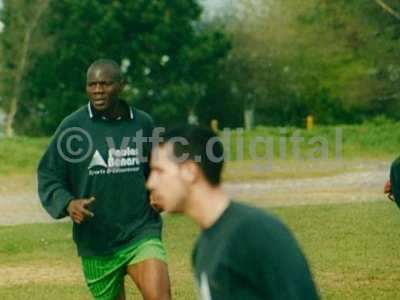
xmin=374 ymin=0 xmax=400 ymax=21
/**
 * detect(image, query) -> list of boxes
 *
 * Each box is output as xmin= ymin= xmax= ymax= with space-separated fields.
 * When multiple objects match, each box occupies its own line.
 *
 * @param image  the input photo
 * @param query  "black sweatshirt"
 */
xmin=37 ymin=102 xmax=161 ymax=257
xmin=192 ymin=202 xmax=320 ymax=300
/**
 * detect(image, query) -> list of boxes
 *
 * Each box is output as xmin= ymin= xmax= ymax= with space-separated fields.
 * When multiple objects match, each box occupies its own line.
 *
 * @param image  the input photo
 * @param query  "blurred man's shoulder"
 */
xmin=231 ymin=201 xmax=290 ymax=235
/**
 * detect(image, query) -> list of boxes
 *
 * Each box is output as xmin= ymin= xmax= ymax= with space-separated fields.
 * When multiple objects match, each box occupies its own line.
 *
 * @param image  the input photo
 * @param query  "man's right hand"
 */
xmin=384 ymin=180 xmax=395 ymax=201
xmin=67 ymin=197 xmax=95 ymax=224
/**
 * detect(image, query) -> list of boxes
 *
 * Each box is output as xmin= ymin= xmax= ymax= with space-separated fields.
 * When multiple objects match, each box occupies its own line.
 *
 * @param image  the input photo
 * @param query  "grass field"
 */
xmin=0 ymin=120 xmax=398 ymax=179
xmin=0 ymin=122 xmax=397 ymax=299
xmin=1 ymin=201 xmax=400 ymax=299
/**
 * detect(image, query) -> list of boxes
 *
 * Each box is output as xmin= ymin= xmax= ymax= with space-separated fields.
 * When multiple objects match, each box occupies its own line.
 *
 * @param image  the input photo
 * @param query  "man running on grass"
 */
xmin=37 ymin=59 xmax=171 ymax=300
xmin=146 ymin=125 xmax=320 ymax=300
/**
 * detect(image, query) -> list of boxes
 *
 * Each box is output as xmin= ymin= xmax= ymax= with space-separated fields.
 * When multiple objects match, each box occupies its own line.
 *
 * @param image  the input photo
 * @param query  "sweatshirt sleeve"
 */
xmin=390 ymin=157 xmax=400 ymax=208
xmin=143 ymin=114 xmax=155 ymax=181
xmin=37 ymin=124 xmax=75 ymax=219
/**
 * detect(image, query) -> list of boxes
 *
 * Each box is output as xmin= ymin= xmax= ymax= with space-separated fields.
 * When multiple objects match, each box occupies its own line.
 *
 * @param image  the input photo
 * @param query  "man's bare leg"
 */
xmin=127 ymin=259 xmax=171 ymax=300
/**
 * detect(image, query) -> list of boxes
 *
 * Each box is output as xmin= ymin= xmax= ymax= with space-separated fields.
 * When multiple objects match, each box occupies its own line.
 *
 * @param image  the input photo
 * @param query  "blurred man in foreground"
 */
xmin=147 ymin=125 xmax=320 ymax=300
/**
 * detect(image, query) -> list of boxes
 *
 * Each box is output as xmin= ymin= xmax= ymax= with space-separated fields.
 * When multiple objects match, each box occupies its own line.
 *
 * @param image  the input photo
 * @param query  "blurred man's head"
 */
xmin=146 ymin=126 xmax=224 ymax=212
xmin=86 ymin=59 xmax=124 ymax=112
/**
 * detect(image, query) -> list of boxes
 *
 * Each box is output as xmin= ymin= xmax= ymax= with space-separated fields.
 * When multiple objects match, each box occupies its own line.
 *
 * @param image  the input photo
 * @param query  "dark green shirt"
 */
xmin=192 ymin=202 xmax=319 ymax=300
xmin=37 ymin=102 xmax=161 ymax=257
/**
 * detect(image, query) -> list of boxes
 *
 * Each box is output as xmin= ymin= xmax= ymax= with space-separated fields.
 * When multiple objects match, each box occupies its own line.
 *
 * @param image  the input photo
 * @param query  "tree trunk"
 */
xmin=4 ymin=0 xmax=49 ymax=137
xmin=244 ymin=108 xmax=254 ymax=131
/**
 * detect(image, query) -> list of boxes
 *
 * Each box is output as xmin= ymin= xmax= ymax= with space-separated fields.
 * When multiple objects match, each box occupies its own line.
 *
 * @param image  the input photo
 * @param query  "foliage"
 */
xmin=216 ymin=0 xmax=400 ymax=125
xmin=3 ymin=0 xmax=400 ymax=132
xmin=0 ymin=0 xmax=231 ymax=134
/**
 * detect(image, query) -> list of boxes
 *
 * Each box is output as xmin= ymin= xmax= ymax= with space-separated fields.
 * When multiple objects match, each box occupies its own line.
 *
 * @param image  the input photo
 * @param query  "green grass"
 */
xmin=0 ymin=121 xmax=398 ymax=180
xmin=1 ymin=201 xmax=400 ymax=299
xmin=0 ymin=137 xmax=49 ymax=175
xmin=223 ymin=121 xmax=400 ymax=161
xmin=273 ymin=202 xmax=400 ymax=299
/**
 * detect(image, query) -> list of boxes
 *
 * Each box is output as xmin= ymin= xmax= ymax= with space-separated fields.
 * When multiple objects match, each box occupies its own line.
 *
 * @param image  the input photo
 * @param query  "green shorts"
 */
xmin=81 ymin=237 xmax=167 ymax=300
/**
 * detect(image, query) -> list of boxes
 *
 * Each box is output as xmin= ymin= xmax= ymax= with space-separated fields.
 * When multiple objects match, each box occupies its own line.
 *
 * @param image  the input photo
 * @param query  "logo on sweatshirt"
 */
xmin=88 ymin=150 xmax=107 ymax=169
xmin=88 ymin=147 xmax=140 ymax=176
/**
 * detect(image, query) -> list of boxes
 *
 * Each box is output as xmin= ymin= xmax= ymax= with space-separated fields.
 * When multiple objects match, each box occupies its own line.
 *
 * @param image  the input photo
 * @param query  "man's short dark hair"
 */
xmin=161 ymin=126 xmax=224 ymax=186
xmin=87 ymin=59 xmax=123 ymax=82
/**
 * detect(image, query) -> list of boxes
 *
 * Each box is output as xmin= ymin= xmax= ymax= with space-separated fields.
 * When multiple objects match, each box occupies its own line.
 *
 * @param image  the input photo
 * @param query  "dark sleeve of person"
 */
xmin=143 ymin=114 xmax=155 ymax=181
xmin=233 ymin=213 xmax=320 ymax=300
xmin=390 ymin=157 xmax=400 ymax=208
xmin=37 ymin=125 xmax=75 ymax=219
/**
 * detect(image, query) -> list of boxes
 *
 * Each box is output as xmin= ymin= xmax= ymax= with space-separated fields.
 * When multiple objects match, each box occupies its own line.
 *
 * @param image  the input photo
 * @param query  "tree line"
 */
xmin=1 ymin=0 xmax=400 ymax=136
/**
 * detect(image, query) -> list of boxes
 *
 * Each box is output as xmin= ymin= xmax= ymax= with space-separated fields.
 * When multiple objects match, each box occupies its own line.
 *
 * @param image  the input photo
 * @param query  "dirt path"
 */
xmin=0 ymin=265 xmax=82 ymax=286
xmin=0 ymin=161 xmax=391 ymax=225
xmin=225 ymin=169 xmax=388 ymax=206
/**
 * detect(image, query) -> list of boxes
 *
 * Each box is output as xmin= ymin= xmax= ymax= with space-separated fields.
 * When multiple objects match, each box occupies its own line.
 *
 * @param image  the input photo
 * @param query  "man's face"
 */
xmin=146 ymin=144 xmax=189 ymax=213
xmin=86 ymin=66 xmax=122 ymax=111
